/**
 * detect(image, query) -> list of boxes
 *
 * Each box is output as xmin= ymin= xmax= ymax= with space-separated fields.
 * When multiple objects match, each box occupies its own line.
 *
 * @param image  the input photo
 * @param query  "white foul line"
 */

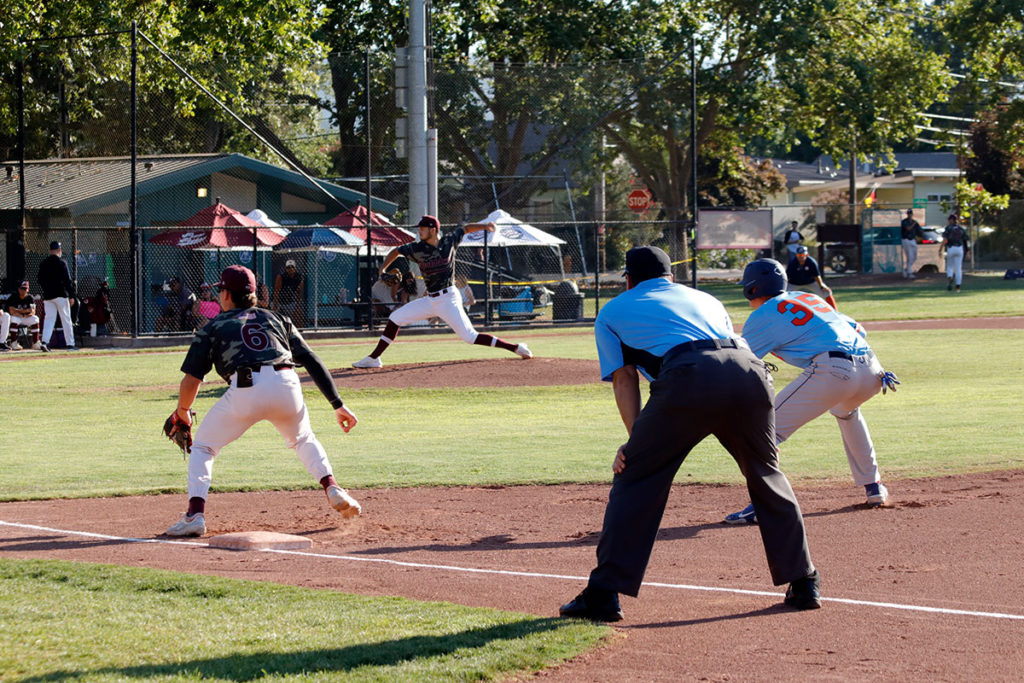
xmin=3 ymin=520 xmax=1024 ymax=622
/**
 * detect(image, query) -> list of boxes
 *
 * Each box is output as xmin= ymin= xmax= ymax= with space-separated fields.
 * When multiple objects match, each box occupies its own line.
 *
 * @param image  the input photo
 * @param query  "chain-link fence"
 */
xmin=3 ymin=29 xmax=1022 ymax=346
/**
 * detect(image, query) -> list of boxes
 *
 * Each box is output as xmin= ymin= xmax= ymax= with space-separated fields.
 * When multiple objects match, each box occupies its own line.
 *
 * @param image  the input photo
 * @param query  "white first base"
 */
xmin=207 ymin=531 xmax=313 ymax=550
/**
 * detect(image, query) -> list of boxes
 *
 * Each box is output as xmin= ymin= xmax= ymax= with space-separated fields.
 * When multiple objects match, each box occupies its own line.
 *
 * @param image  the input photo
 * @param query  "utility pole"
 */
xmin=407 ymin=0 xmax=428 ymax=220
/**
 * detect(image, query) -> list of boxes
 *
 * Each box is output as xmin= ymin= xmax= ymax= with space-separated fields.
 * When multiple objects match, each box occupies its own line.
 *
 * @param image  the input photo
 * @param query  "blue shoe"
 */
xmin=724 ymin=503 xmax=757 ymax=524
xmin=865 ymin=482 xmax=889 ymax=506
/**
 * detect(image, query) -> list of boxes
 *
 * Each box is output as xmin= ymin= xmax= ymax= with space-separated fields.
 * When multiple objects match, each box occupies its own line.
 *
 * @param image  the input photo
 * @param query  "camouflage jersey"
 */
xmin=181 ymin=306 xmax=310 ymax=381
xmin=396 ymin=226 xmax=465 ymax=293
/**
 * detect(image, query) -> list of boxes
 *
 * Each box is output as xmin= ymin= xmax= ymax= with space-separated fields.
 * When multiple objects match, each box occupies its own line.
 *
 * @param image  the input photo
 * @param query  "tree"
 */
xmin=0 ymin=1 xmax=326 ymax=164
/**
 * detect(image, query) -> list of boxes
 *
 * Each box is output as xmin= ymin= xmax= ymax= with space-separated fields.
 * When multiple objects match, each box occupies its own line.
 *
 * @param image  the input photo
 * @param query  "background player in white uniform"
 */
xmin=164 ymin=265 xmax=360 ymax=537
xmin=940 ymin=214 xmax=970 ymax=292
xmin=352 ymin=215 xmax=532 ymax=368
xmin=724 ymin=259 xmax=899 ymax=524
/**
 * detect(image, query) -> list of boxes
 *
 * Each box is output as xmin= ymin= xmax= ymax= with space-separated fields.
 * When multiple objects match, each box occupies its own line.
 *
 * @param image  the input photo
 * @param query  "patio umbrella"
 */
xmin=150 ymin=201 xmax=287 ymax=248
xmin=275 ymin=227 xmax=365 ymax=328
xmin=275 ymin=227 xmax=364 ymax=250
xmin=325 ymin=204 xmax=413 ymax=248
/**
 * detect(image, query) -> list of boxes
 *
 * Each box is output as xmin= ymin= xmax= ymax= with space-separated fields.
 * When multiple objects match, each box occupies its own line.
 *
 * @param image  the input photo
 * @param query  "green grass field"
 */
xmin=1 ymin=273 xmax=1022 ymax=681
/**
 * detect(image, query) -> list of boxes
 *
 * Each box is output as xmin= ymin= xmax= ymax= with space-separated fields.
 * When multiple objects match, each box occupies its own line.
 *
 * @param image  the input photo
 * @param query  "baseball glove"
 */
xmin=401 ymin=273 xmax=418 ymax=296
xmin=381 ymin=272 xmax=401 ymax=286
xmin=163 ymin=409 xmax=195 ymax=456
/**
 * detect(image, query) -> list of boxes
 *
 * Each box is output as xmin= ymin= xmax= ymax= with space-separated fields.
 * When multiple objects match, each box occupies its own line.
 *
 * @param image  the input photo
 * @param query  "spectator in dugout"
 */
xmin=786 ymin=245 xmax=833 ymax=302
xmin=192 ymin=282 xmax=221 ymax=327
xmin=4 ymin=280 xmax=43 ymax=351
xmin=156 ymin=276 xmax=198 ymax=332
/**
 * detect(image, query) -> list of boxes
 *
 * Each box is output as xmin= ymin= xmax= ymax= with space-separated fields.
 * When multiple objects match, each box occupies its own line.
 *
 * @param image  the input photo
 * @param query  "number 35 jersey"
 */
xmin=180 ymin=306 xmax=310 ymax=381
xmin=741 ymin=291 xmax=870 ymax=369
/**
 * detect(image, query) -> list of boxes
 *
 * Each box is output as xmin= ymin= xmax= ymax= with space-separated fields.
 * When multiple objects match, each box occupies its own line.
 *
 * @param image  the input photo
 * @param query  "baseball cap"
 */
xmin=417 ymin=215 xmax=440 ymax=230
xmin=19 ymin=279 xmax=29 ymax=288
xmin=285 ymin=259 xmax=297 ymax=268
xmin=795 ymin=245 xmax=808 ymax=255
xmin=624 ymin=246 xmax=672 ymax=283
xmin=906 ymin=208 xmax=914 ymax=214
xmin=214 ymin=265 xmax=256 ymax=294
xmin=199 ymin=282 xmax=211 ymax=290
xmin=49 ymin=241 xmax=61 ymax=250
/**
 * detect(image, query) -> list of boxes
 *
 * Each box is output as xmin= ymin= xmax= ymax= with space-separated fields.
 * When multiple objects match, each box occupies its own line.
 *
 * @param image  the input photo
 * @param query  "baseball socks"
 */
xmin=186 ymin=497 xmax=205 ymax=516
xmin=369 ymin=321 xmax=400 ymax=358
xmin=473 ymin=333 xmax=518 ymax=353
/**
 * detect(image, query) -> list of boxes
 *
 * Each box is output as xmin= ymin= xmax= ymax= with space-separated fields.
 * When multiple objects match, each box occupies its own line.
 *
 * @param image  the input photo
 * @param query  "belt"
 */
xmin=669 ymin=337 xmax=748 ymax=355
xmin=828 ymin=351 xmax=852 ymax=361
xmin=234 ymin=363 xmax=294 ymax=388
xmin=427 ymin=287 xmax=451 ymax=298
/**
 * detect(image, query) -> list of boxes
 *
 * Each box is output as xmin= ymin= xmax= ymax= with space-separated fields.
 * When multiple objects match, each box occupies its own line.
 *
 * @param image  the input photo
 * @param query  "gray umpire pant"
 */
xmin=589 ymin=341 xmax=815 ymax=596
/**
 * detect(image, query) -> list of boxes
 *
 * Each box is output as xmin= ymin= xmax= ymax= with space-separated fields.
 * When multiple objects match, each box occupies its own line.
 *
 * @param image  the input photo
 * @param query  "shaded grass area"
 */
xmin=0 ymin=558 xmax=607 ymax=682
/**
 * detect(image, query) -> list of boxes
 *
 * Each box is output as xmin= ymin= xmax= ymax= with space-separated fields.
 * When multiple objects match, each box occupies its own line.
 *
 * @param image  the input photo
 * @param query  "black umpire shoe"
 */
xmin=559 ymin=585 xmax=624 ymax=622
xmin=784 ymin=570 xmax=822 ymax=610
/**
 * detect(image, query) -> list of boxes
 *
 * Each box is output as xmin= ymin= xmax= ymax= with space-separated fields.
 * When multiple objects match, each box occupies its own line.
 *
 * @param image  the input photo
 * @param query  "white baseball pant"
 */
xmin=187 ymin=366 xmax=333 ymax=500
xmin=945 ymin=245 xmax=964 ymax=285
xmin=0 ymin=311 xmax=10 ymax=343
xmin=774 ymin=351 xmax=885 ymax=486
xmin=389 ymin=287 xmax=477 ymax=342
xmin=42 ymin=297 xmax=75 ymax=346
xmin=901 ymin=239 xmax=918 ymax=277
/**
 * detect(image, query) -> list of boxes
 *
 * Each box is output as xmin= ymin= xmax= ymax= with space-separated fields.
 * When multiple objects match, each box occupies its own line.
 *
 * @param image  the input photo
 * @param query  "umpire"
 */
xmin=558 ymin=246 xmax=820 ymax=621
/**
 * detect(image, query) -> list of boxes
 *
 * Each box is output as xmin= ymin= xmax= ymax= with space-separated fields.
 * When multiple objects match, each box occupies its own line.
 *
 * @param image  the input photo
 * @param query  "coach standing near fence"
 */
xmin=37 ymin=241 xmax=77 ymax=351
xmin=557 ymin=246 xmax=820 ymax=622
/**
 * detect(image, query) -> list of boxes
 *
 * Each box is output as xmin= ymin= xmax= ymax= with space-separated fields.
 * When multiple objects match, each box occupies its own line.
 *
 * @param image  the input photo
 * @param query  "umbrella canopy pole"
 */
xmin=314 ymin=250 xmax=319 ymax=329
xmin=483 ymin=231 xmax=491 ymax=326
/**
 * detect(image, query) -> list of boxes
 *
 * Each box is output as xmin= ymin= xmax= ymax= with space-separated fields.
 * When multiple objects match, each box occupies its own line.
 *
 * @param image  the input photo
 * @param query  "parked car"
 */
xmin=915 ymin=227 xmax=944 ymax=273
xmin=822 ymin=227 xmax=945 ymax=274
xmin=824 ymin=242 xmax=858 ymax=273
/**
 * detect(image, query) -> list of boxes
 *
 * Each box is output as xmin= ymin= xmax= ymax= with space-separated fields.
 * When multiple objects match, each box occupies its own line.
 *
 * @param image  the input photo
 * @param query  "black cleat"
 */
xmin=784 ymin=570 xmax=822 ymax=610
xmin=559 ymin=586 xmax=624 ymax=622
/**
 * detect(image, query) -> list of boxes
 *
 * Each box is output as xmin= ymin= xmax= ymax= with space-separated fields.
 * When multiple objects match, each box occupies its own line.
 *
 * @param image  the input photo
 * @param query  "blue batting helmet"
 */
xmin=740 ymin=258 xmax=787 ymax=300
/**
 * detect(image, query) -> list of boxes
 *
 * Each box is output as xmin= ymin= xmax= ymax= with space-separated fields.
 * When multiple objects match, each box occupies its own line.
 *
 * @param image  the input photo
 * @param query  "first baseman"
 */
xmin=724 ymin=258 xmax=898 ymax=525
xmin=352 ymin=215 xmax=532 ymax=368
xmin=164 ymin=265 xmax=360 ymax=537
xmin=559 ymin=246 xmax=819 ymax=622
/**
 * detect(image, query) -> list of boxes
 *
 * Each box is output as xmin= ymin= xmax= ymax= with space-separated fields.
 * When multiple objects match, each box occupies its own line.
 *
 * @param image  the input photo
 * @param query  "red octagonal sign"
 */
xmin=627 ymin=188 xmax=651 ymax=213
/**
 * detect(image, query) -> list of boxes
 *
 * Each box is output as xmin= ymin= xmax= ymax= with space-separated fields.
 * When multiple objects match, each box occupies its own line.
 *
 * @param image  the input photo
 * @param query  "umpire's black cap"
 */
xmin=49 ymin=241 xmax=61 ymax=250
xmin=624 ymin=246 xmax=672 ymax=283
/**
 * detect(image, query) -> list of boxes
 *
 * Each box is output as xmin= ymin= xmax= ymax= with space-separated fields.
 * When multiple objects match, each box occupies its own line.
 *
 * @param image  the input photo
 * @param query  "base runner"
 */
xmin=724 ymin=259 xmax=899 ymax=525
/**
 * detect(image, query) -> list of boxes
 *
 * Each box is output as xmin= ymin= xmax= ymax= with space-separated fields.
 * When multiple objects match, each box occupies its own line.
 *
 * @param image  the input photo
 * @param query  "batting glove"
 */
xmin=881 ymin=371 xmax=900 ymax=395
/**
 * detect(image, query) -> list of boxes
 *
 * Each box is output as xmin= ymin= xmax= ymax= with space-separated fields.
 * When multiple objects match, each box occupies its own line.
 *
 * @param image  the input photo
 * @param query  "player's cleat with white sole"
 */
xmin=865 ymin=482 xmax=889 ymax=506
xmin=352 ymin=355 xmax=383 ymax=369
xmin=724 ymin=503 xmax=757 ymax=524
xmin=326 ymin=485 xmax=361 ymax=519
xmin=514 ymin=343 xmax=533 ymax=359
xmin=164 ymin=513 xmax=206 ymax=537
xmin=33 ymin=341 xmax=48 ymax=352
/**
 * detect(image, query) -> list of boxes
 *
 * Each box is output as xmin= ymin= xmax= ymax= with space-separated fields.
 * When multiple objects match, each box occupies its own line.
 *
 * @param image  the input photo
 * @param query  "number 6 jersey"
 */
xmin=181 ymin=307 xmax=308 ymax=381
xmin=741 ymin=291 xmax=870 ymax=368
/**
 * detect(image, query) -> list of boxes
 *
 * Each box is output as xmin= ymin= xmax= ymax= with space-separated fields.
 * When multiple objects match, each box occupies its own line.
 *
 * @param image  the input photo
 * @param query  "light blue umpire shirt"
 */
xmin=595 ymin=277 xmax=737 ymax=382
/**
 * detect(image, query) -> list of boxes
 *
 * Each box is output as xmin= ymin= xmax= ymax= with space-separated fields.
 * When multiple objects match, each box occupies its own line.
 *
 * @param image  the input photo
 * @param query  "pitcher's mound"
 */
xmin=329 ymin=357 xmax=601 ymax=389
xmin=207 ymin=531 xmax=313 ymax=550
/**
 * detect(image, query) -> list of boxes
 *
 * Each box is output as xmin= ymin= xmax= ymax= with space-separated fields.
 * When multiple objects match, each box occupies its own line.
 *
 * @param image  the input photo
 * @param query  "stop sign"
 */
xmin=627 ymin=188 xmax=651 ymax=213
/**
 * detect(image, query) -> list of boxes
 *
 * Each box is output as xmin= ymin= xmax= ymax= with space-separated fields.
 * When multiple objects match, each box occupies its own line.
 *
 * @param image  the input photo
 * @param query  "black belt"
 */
xmin=427 ymin=287 xmax=451 ymax=298
xmin=827 ymin=351 xmax=852 ymax=361
xmin=234 ymin=363 xmax=294 ymax=388
xmin=669 ymin=337 xmax=747 ymax=355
